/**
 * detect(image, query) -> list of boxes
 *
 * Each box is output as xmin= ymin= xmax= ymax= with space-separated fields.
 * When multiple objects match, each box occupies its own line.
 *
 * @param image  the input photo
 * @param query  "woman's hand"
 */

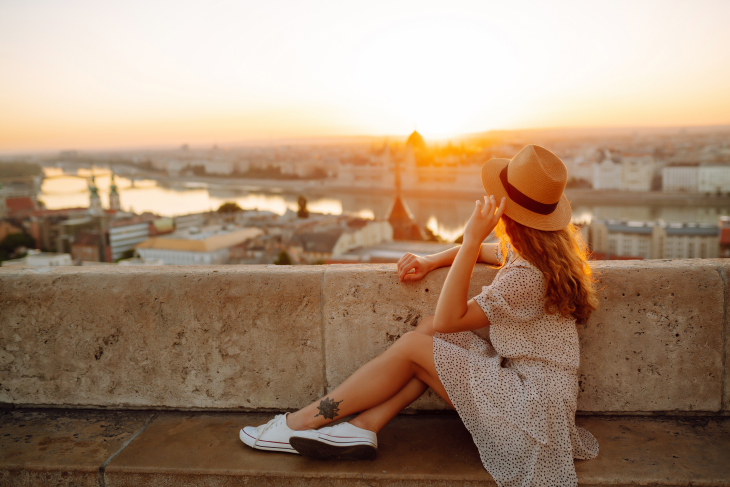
xmin=462 ymin=195 xmax=506 ymax=246
xmin=397 ymin=253 xmax=435 ymax=282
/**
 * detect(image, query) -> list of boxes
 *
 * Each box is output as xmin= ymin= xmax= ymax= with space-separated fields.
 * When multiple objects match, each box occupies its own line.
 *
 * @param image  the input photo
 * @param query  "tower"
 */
xmin=109 ymin=172 xmax=121 ymax=211
xmin=387 ymin=134 xmax=425 ymax=241
xmin=88 ymin=175 xmax=102 ymax=214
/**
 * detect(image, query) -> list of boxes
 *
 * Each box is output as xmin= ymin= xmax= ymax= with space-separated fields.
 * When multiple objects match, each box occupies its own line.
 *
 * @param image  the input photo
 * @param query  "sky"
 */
xmin=1 ymin=0 xmax=730 ymax=151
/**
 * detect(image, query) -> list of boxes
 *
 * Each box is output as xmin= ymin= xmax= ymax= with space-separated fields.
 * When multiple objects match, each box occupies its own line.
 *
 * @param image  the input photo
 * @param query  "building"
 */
xmin=387 ymin=196 xmax=424 ymax=241
xmin=107 ymin=218 xmax=153 ymax=262
xmin=166 ymin=160 xmax=189 ymax=176
xmin=662 ymin=166 xmax=698 ymax=192
xmin=660 ymin=223 xmax=719 ymax=259
xmin=205 ymin=160 xmax=234 ymax=175
xmin=1 ymin=249 xmax=73 ymax=268
xmin=135 ymin=226 xmax=263 ymax=265
xmin=698 ymin=164 xmax=730 ymax=194
xmin=4 ymin=197 xmax=36 ymax=219
xmin=589 ymin=220 xmax=719 ymax=259
xmin=175 ymin=213 xmax=206 ymax=231
xmin=621 ymin=155 xmax=654 ymax=191
xmin=720 ymin=216 xmax=730 ymax=258
xmin=592 ymin=156 xmax=622 ymax=190
xmin=335 ymin=133 xmax=484 ymax=193
xmin=0 ymin=177 xmax=41 ymax=217
xmin=288 ymin=218 xmax=393 ymax=263
xmin=27 ymin=207 xmax=89 ymax=251
xmin=109 ymin=173 xmax=121 ymax=211
xmin=326 ymin=240 xmax=457 ymax=264
xmin=71 ymin=232 xmax=103 ymax=262
xmin=592 ymin=152 xmax=655 ymax=192
xmin=88 ymin=176 xmax=102 ymax=214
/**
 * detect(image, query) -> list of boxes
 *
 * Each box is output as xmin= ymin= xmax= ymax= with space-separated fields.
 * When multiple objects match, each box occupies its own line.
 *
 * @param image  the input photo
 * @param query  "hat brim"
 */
xmin=481 ymin=158 xmax=572 ymax=231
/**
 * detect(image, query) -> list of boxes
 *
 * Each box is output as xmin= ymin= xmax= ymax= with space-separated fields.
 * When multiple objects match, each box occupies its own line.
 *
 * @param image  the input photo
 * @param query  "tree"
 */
xmin=424 ymin=227 xmax=443 ymax=242
xmin=217 ymin=201 xmax=243 ymax=213
xmin=0 ymin=233 xmax=36 ymax=262
xmin=115 ymin=249 xmax=137 ymax=262
xmin=273 ymin=250 xmax=292 ymax=265
xmin=297 ymin=195 xmax=309 ymax=218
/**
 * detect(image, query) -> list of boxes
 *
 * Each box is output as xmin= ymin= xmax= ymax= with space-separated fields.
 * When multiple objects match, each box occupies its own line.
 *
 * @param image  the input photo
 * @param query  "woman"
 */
xmin=240 ymin=145 xmax=599 ymax=486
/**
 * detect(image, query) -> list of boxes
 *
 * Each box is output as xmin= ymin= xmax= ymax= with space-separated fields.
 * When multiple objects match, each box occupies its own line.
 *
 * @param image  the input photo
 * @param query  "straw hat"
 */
xmin=481 ymin=144 xmax=572 ymax=231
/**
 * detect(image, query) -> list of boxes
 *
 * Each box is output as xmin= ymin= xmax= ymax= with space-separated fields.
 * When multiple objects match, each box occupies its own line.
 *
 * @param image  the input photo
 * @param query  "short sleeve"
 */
xmin=473 ymin=264 xmax=545 ymax=326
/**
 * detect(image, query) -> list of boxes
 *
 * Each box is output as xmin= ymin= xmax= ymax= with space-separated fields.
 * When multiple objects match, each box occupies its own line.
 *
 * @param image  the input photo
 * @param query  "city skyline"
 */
xmin=1 ymin=0 xmax=730 ymax=152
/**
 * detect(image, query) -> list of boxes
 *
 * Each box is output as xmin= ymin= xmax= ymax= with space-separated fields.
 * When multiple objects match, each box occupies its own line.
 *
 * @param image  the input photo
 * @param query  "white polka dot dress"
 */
xmin=433 ymin=243 xmax=599 ymax=487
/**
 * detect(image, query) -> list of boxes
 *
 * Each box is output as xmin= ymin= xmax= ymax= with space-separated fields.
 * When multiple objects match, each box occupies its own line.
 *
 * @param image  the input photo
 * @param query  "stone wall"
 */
xmin=1 ymin=260 xmax=728 ymax=414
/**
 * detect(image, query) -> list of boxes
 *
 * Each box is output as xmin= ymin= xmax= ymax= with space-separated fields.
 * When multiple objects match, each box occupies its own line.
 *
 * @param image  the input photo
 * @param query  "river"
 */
xmin=40 ymin=168 xmax=729 ymax=242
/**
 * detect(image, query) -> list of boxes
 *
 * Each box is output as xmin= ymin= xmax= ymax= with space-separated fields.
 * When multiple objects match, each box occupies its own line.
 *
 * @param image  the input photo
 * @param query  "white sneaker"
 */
xmin=289 ymin=422 xmax=378 ymax=460
xmin=239 ymin=413 xmax=299 ymax=454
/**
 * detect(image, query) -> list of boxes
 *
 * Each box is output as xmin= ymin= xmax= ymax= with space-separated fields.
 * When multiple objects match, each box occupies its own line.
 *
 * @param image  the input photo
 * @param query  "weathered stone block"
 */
xmin=720 ymin=260 xmax=730 ymax=412
xmin=578 ymin=259 xmax=724 ymax=412
xmin=0 ymin=265 xmax=325 ymax=409
xmin=321 ymin=264 xmax=498 ymax=410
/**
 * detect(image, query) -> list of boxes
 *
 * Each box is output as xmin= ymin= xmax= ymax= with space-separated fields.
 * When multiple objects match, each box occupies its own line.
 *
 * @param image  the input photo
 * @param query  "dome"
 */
xmin=406 ymin=131 xmax=426 ymax=150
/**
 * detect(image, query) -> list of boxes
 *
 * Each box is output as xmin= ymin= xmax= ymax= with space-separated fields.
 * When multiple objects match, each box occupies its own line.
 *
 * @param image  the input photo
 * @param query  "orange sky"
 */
xmin=1 ymin=0 xmax=729 ymax=152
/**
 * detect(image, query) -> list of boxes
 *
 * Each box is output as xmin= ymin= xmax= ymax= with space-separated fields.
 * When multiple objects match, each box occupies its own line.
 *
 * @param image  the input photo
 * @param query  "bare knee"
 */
xmin=390 ymin=331 xmax=425 ymax=357
xmin=414 ymin=315 xmax=436 ymax=336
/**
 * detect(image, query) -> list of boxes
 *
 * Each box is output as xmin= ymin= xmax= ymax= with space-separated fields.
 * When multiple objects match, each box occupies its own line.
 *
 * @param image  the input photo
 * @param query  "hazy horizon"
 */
xmin=2 ymin=0 xmax=730 ymax=153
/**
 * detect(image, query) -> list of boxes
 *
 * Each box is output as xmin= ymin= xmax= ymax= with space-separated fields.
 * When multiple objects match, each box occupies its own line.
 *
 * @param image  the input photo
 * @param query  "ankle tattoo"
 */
xmin=314 ymin=397 xmax=343 ymax=420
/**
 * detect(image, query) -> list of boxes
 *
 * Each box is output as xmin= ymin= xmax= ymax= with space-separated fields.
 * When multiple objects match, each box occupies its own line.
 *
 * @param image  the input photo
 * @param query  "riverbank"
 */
xmin=145 ymin=173 xmax=730 ymax=207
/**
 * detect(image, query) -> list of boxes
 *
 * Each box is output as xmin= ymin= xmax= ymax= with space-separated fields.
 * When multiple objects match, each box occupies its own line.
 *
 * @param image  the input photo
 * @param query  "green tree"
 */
xmin=0 ymin=233 xmax=36 ymax=262
xmin=217 ymin=201 xmax=243 ymax=213
xmin=190 ymin=165 xmax=206 ymax=176
xmin=115 ymin=249 xmax=137 ymax=262
xmin=273 ymin=250 xmax=292 ymax=265
xmin=424 ymin=227 xmax=443 ymax=242
xmin=297 ymin=195 xmax=309 ymax=218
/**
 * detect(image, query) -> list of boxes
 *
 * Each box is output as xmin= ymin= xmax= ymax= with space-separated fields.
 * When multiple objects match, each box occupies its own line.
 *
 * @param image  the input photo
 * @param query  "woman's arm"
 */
xmin=397 ymin=242 xmax=500 ymax=283
xmin=432 ymin=196 xmax=505 ymax=333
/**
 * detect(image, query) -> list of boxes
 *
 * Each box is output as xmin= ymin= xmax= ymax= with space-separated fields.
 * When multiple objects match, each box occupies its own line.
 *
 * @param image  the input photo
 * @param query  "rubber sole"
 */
xmin=290 ymin=436 xmax=377 ymax=461
xmin=239 ymin=429 xmax=299 ymax=454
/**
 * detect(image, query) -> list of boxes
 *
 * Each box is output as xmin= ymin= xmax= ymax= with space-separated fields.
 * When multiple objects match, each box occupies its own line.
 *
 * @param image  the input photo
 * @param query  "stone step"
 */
xmin=1 ymin=409 xmax=729 ymax=486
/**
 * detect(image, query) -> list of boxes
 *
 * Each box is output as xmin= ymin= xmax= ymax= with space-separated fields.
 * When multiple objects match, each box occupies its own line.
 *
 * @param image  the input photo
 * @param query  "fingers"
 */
xmin=494 ymin=197 xmax=506 ymax=220
xmin=402 ymin=272 xmax=421 ymax=282
xmin=398 ymin=256 xmax=418 ymax=282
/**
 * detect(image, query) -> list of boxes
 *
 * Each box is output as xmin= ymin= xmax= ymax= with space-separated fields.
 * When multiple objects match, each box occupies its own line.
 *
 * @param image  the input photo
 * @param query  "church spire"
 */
xmin=109 ymin=172 xmax=120 ymax=211
xmin=88 ymin=175 xmax=102 ymax=214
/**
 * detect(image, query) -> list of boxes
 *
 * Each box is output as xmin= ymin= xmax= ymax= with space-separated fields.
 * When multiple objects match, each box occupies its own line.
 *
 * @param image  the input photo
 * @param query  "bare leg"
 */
xmin=286 ymin=329 xmax=452 ymax=431
xmin=348 ymin=316 xmax=444 ymax=433
xmin=348 ymin=378 xmax=428 ymax=433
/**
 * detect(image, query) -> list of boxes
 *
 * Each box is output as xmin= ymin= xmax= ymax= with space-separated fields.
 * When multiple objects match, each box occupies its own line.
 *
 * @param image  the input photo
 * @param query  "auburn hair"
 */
xmin=494 ymin=215 xmax=598 ymax=325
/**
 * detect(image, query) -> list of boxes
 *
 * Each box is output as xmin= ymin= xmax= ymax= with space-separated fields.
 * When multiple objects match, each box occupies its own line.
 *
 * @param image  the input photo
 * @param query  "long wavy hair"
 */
xmin=494 ymin=215 xmax=598 ymax=325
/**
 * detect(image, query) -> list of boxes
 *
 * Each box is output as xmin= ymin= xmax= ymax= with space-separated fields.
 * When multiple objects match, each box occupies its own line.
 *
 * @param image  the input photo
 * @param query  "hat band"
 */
xmin=499 ymin=166 xmax=559 ymax=215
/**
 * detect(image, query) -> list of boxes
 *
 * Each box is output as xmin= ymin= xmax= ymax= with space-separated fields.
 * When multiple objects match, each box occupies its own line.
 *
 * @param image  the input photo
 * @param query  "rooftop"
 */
xmin=135 ymin=225 xmax=263 ymax=252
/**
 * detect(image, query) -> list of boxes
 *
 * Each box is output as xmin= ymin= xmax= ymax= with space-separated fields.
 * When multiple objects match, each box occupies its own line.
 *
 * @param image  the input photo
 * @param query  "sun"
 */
xmin=345 ymin=12 xmax=522 ymax=138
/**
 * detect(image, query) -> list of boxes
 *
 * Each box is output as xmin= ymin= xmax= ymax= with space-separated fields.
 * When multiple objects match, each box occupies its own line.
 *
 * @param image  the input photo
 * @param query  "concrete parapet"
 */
xmin=0 ymin=260 xmax=728 ymax=413
xmin=0 ymin=266 xmax=326 ymax=410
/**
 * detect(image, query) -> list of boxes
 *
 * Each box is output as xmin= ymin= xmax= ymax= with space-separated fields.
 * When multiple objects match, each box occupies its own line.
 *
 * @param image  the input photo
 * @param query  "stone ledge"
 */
xmin=1 ymin=260 xmax=728 ymax=413
xmin=2 ymin=409 xmax=729 ymax=487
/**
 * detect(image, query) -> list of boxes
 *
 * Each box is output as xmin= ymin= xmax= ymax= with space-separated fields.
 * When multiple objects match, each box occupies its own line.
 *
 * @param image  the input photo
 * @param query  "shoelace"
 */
xmin=253 ymin=414 xmax=285 ymax=448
